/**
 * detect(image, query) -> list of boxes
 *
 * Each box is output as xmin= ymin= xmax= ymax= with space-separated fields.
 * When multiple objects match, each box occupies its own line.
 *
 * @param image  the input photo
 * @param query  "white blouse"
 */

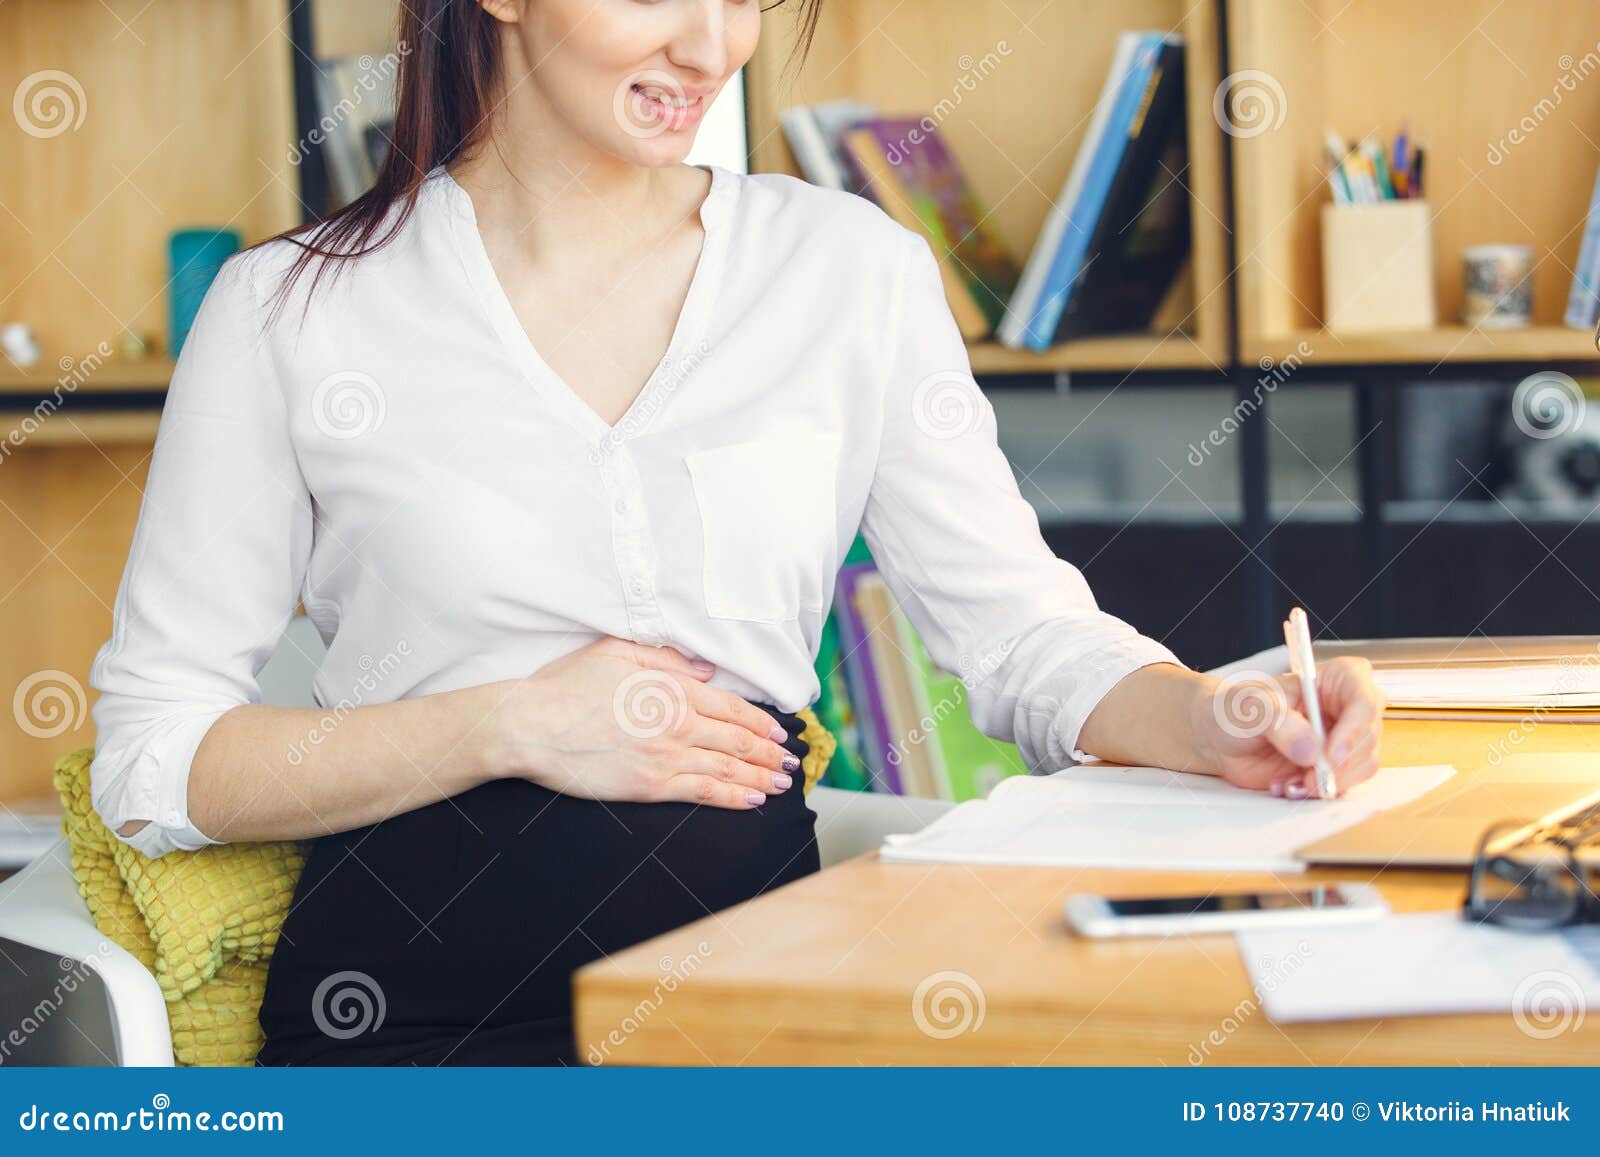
xmin=90 ymin=164 xmax=1181 ymax=857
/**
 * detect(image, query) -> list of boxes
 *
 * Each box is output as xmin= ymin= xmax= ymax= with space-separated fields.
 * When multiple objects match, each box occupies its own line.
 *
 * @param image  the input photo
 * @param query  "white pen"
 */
xmin=1283 ymin=606 xmax=1337 ymax=798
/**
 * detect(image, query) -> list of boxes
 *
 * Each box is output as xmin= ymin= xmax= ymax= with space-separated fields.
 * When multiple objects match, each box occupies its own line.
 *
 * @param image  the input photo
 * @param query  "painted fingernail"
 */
xmin=745 ymin=789 xmax=766 ymax=806
xmin=773 ymin=772 xmax=793 ymax=791
xmin=690 ymin=659 xmax=715 ymax=676
xmin=1270 ymin=780 xmax=1286 ymax=797
xmin=1330 ymin=739 xmax=1350 ymax=764
xmin=769 ymin=726 xmax=788 ymax=743
xmin=781 ymin=754 xmax=800 ymax=773
xmin=1289 ymin=735 xmax=1317 ymax=765
xmin=1285 ymin=782 xmax=1310 ymax=800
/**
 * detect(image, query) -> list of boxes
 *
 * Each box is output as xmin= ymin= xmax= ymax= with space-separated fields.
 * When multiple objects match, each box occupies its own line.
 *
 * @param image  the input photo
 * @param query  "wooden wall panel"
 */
xmin=0 ymin=443 xmax=150 ymax=803
xmin=0 ymin=0 xmax=298 ymax=360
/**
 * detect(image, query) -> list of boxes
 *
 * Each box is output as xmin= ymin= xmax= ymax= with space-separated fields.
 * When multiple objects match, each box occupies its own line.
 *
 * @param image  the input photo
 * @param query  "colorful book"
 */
xmin=1025 ymin=33 xmax=1168 ymax=348
xmin=829 ymin=560 xmax=1029 ymax=801
xmin=999 ymin=32 xmax=1142 ymax=349
xmin=843 ymin=120 xmax=1020 ymax=341
xmin=811 ymin=611 xmax=872 ymax=791
xmin=1566 ymin=161 xmax=1600 ymax=330
xmin=1003 ymin=33 xmax=1169 ymax=350
xmin=779 ymin=100 xmax=878 ymax=194
xmin=853 ymin=572 xmax=940 ymax=797
xmin=1052 ymin=38 xmax=1190 ymax=341
xmin=897 ymin=622 xmax=1028 ymax=802
xmin=834 ymin=561 xmax=899 ymax=793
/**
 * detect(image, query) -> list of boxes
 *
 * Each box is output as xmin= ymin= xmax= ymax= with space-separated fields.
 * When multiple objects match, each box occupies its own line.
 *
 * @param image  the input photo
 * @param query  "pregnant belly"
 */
xmin=446 ymin=774 xmax=819 ymax=1001
xmin=264 ymin=760 xmax=817 ymax=1042
xmin=260 ymin=711 xmax=820 ymax=1061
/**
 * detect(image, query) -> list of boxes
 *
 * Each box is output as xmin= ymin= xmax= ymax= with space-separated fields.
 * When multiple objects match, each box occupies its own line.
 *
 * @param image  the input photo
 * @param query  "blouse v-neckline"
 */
xmin=438 ymin=163 xmax=738 ymax=444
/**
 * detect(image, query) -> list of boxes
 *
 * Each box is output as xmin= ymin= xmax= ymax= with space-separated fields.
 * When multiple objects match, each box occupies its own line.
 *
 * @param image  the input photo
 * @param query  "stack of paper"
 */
xmin=1376 ymin=663 xmax=1600 ymax=712
xmin=880 ymin=764 xmax=1456 ymax=873
xmin=1215 ymin=637 xmax=1600 ymax=722
xmin=1240 ymin=912 xmax=1600 ymax=1022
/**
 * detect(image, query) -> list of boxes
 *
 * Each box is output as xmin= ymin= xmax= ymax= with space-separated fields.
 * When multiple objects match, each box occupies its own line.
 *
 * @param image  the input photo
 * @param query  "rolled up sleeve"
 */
xmin=89 ymin=253 xmax=312 ymax=857
xmin=860 ymin=231 xmax=1182 ymax=772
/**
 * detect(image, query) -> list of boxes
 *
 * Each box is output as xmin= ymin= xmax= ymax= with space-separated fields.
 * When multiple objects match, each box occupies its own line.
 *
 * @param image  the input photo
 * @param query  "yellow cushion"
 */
xmin=55 ymin=749 xmax=303 ymax=1066
xmin=53 ymin=708 xmax=835 ymax=1066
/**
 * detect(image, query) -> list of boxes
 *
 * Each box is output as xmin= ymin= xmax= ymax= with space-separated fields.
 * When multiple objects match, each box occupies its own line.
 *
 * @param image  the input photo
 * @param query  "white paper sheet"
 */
xmin=1240 ymin=912 xmax=1600 ymax=1022
xmin=879 ymin=764 xmax=1456 ymax=873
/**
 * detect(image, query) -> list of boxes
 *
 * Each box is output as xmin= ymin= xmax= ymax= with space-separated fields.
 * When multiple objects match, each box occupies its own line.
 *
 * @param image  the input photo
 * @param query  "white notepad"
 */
xmin=879 ymin=764 xmax=1456 ymax=873
xmin=1240 ymin=913 xmax=1600 ymax=1022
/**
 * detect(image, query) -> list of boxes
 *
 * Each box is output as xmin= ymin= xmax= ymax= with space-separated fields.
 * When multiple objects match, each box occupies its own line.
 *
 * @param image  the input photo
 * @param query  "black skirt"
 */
xmin=256 ymin=704 xmax=819 ymax=1066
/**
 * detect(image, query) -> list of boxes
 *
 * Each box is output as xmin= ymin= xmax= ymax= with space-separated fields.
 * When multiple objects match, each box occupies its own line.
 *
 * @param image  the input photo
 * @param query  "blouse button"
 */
xmin=613 ymin=498 xmax=629 ymax=515
xmin=629 ymin=578 xmax=647 ymax=597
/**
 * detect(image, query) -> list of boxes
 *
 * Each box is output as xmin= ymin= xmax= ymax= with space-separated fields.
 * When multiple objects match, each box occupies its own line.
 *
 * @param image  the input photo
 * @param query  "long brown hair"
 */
xmin=267 ymin=0 xmax=822 ymax=311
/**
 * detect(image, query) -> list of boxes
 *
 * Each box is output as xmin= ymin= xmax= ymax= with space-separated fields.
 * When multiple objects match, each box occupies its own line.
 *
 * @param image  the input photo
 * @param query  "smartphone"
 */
xmin=1063 ymin=883 xmax=1387 ymax=938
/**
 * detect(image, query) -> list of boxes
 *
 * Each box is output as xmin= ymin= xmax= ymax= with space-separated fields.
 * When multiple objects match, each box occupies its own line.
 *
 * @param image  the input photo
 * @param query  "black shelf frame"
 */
xmin=288 ymin=0 xmax=328 ymax=223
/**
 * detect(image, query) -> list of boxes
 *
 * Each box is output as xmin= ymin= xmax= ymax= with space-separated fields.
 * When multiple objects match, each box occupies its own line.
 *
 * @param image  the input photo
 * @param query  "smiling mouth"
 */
xmin=629 ymin=84 xmax=704 ymax=129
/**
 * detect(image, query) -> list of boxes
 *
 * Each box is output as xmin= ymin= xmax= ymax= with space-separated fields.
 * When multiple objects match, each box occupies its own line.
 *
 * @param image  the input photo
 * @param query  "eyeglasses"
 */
xmin=1464 ymin=816 xmax=1600 ymax=931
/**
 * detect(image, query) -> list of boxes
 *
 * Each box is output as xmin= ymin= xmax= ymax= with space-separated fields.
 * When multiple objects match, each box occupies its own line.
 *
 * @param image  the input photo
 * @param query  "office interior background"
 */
xmin=3 ymin=0 xmax=1600 ymax=820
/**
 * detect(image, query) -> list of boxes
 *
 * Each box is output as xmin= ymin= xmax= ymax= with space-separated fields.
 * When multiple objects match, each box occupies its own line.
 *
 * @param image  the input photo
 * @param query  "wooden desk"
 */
xmin=574 ymin=720 xmax=1600 ymax=1065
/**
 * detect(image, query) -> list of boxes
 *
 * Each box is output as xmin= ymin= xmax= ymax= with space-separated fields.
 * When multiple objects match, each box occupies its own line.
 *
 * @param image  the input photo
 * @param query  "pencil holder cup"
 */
xmin=1320 ymin=201 xmax=1438 ymax=334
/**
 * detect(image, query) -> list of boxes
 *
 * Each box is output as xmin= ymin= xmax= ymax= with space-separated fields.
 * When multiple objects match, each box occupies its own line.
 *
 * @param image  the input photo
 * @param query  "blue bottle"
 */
xmin=168 ymin=228 xmax=242 ymax=355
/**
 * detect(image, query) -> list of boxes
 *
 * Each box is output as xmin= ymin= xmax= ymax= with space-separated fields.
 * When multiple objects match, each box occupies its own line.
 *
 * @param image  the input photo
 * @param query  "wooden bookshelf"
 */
xmin=0 ymin=0 xmax=298 ymax=366
xmin=1228 ymin=0 xmax=1600 ymax=368
xmin=0 ymin=0 xmax=396 ymax=805
xmin=967 ymin=332 xmax=1225 ymax=376
xmin=0 ymin=410 xmax=163 ymax=447
xmin=744 ymin=0 xmax=1234 ymax=375
xmin=1249 ymin=325 xmax=1600 ymax=369
xmin=0 ymin=358 xmax=176 ymax=394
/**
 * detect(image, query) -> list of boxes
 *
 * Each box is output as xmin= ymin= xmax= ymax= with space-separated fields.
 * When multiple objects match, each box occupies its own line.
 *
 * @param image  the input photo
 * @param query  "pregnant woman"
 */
xmin=89 ymin=0 xmax=1384 ymax=1065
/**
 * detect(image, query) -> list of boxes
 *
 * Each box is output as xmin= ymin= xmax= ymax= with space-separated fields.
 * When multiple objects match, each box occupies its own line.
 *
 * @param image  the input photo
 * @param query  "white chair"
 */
xmin=0 ymin=618 xmax=955 ymax=1065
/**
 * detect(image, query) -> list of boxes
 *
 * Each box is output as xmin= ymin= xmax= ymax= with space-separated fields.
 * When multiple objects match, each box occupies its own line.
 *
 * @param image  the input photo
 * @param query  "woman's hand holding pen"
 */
xmin=1192 ymin=656 xmax=1387 ymax=799
xmin=482 ymin=637 xmax=799 ymax=810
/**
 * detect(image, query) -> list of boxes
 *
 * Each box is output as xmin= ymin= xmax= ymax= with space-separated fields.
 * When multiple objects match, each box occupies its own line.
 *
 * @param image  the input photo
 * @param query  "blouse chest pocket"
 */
xmin=685 ymin=433 xmax=841 ymax=623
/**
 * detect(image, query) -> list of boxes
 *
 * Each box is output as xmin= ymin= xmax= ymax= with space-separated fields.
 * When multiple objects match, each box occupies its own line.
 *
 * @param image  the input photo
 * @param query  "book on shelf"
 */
xmin=779 ymin=99 xmax=879 ymax=194
xmin=811 ymin=609 xmax=873 ymax=792
xmin=1053 ymin=38 xmax=1190 ymax=342
xmin=315 ymin=55 xmax=399 ymax=209
xmin=830 ymin=559 xmax=1027 ymax=801
xmin=834 ymin=561 xmax=900 ymax=794
xmin=842 ymin=120 xmax=1021 ymax=341
xmin=1000 ymin=32 xmax=1191 ymax=350
xmin=1566 ymin=161 xmax=1600 ymax=330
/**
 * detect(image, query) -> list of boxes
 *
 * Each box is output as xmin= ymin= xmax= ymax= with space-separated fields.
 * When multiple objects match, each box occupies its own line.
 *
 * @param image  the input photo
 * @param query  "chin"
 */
xmin=610 ymin=133 xmax=698 ymax=168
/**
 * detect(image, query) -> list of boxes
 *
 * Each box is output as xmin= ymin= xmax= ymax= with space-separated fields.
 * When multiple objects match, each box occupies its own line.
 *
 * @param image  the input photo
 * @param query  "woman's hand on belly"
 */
xmin=480 ymin=638 xmax=800 ymax=809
